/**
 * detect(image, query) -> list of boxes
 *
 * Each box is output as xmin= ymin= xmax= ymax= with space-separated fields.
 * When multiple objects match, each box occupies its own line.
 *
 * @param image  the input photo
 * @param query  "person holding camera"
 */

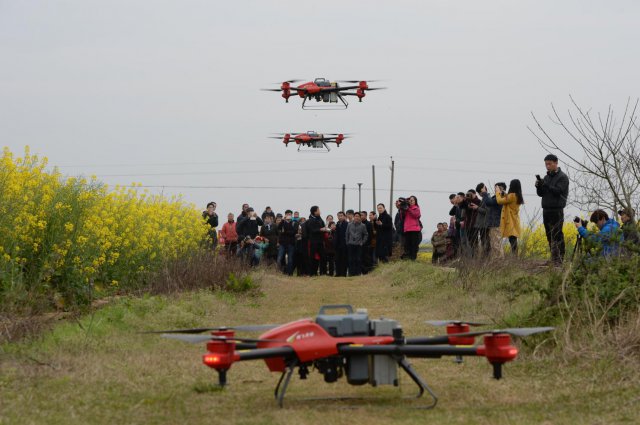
xmin=496 ymin=179 xmax=524 ymax=255
xmin=536 ymin=154 xmax=570 ymax=265
xmin=400 ymin=195 xmax=422 ymax=260
xmin=484 ymin=183 xmax=505 ymax=259
xmin=574 ymin=210 xmax=622 ymax=257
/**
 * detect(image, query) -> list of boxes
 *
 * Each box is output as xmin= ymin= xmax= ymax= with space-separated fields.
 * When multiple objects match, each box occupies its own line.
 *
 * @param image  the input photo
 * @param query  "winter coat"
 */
xmin=484 ymin=194 xmax=502 ymax=228
xmin=473 ymin=194 xmax=489 ymax=229
xmin=402 ymin=205 xmax=422 ymax=233
xmin=260 ymin=223 xmax=279 ymax=256
xmin=431 ymin=230 xmax=447 ymax=255
xmin=578 ymin=219 xmax=623 ymax=256
xmin=496 ymin=192 xmax=521 ymax=238
xmin=336 ymin=220 xmax=349 ymax=248
xmin=261 ymin=210 xmax=276 ymax=222
xmin=536 ymin=168 xmax=569 ymax=210
xmin=362 ymin=220 xmax=374 ymax=247
xmin=375 ymin=211 xmax=393 ymax=247
xmin=464 ymin=197 xmax=480 ymax=229
xmin=277 ymin=220 xmax=296 ymax=246
xmin=202 ymin=211 xmax=219 ymax=228
xmin=219 ymin=221 xmax=238 ymax=244
xmin=236 ymin=216 xmax=263 ymax=239
xmin=394 ymin=211 xmax=404 ymax=235
xmin=305 ymin=215 xmax=326 ymax=243
xmin=324 ymin=231 xmax=336 ymax=255
xmin=346 ymin=222 xmax=369 ymax=246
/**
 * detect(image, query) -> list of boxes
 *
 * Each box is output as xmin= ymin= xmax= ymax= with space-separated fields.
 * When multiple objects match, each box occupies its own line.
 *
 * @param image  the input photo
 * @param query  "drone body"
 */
xmin=269 ymin=131 xmax=349 ymax=152
xmin=262 ymin=78 xmax=385 ymax=109
xmin=152 ymin=305 xmax=553 ymax=408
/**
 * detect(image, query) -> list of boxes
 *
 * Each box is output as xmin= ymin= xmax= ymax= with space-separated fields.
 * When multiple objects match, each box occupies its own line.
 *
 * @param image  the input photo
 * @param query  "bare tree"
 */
xmin=529 ymin=96 xmax=640 ymax=216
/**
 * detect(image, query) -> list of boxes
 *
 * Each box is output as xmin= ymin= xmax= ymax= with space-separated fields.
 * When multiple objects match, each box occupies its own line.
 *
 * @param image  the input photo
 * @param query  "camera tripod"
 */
xmin=571 ymin=234 xmax=583 ymax=261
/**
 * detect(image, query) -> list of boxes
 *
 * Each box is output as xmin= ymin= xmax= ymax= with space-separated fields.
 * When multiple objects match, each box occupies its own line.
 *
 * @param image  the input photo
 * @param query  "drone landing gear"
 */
xmin=396 ymin=357 xmax=438 ymax=409
xmin=274 ymin=360 xmax=299 ymax=407
xmin=301 ymin=95 xmax=348 ymax=110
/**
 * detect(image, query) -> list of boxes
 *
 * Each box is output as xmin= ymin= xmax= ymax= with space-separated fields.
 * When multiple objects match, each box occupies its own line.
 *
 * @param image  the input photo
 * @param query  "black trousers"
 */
xmin=403 ymin=231 xmax=422 ymax=260
xmin=335 ymin=245 xmax=348 ymax=276
xmin=308 ymin=241 xmax=325 ymax=276
xmin=543 ymin=209 xmax=565 ymax=263
xmin=348 ymin=245 xmax=363 ymax=275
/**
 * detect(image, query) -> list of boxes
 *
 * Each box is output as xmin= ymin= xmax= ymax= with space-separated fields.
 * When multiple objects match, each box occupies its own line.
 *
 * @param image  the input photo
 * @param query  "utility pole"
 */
xmin=358 ymin=183 xmax=363 ymax=212
xmin=389 ymin=157 xmax=395 ymax=218
xmin=341 ymin=184 xmax=346 ymax=212
xmin=372 ymin=165 xmax=376 ymax=211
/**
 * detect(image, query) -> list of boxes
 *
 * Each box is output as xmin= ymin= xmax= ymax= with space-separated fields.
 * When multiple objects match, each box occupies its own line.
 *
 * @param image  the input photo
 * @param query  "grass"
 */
xmin=1 ymin=262 xmax=639 ymax=425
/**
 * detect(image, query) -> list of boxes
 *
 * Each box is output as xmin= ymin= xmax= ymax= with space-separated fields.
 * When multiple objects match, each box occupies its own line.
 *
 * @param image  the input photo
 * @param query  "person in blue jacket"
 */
xmin=574 ymin=209 xmax=623 ymax=257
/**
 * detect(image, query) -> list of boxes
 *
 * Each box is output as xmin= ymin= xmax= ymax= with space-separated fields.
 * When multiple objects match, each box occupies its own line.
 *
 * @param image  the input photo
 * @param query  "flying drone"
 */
xmin=262 ymin=78 xmax=385 ymax=109
xmin=146 ymin=305 xmax=553 ymax=408
xmin=269 ymin=131 xmax=350 ymax=152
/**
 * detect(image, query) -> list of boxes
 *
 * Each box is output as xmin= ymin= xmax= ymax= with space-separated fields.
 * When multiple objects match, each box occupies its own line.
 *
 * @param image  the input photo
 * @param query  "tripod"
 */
xmin=571 ymin=234 xmax=583 ymax=261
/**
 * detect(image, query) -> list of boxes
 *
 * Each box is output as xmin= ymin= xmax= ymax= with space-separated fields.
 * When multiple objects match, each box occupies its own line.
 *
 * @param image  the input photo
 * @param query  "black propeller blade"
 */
xmin=161 ymin=334 xmax=285 ymax=344
xmin=447 ymin=327 xmax=555 ymax=338
xmin=426 ymin=320 xmax=488 ymax=327
xmin=142 ymin=324 xmax=280 ymax=334
xmin=336 ymin=79 xmax=385 ymax=83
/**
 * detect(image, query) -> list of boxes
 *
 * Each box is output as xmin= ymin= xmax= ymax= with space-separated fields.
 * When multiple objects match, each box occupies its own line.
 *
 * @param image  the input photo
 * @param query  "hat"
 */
xmin=246 ymin=207 xmax=254 ymax=212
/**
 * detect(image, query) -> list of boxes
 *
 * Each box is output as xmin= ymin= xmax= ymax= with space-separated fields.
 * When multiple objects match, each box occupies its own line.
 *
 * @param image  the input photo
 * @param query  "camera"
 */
xmin=397 ymin=197 xmax=408 ymax=210
xmin=573 ymin=217 xmax=588 ymax=227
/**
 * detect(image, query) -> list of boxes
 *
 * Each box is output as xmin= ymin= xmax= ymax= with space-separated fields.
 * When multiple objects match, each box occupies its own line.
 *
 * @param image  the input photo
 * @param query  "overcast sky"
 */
xmin=2 ymin=0 xmax=639 ymax=229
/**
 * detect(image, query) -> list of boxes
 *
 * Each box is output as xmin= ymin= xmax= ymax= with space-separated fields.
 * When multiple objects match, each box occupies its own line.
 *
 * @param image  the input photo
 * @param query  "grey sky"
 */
xmin=2 ymin=0 xmax=639 ymax=228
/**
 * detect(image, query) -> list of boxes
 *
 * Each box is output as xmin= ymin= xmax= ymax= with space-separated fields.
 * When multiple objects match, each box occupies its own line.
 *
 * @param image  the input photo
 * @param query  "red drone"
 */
xmin=262 ymin=78 xmax=385 ymax=109
xmin=147 ymin=305 xmax=553 ymax=408
xmin=269 ymin=131 xmax=350 ymax=152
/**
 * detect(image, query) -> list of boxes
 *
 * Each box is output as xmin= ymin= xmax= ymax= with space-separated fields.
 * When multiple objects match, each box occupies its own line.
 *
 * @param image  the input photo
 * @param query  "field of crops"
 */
xmin=0 ymin=147 xmax=209 ymax=311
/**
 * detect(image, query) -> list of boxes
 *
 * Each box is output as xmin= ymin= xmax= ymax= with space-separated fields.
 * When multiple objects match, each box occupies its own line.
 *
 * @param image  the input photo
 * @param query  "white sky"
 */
xmin=2 ymin=0 xmax=639 ymax=230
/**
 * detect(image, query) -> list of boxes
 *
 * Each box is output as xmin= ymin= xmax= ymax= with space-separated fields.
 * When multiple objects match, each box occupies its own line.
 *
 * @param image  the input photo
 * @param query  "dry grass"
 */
xmin=1 ymin=262 xmax=639 ymax=425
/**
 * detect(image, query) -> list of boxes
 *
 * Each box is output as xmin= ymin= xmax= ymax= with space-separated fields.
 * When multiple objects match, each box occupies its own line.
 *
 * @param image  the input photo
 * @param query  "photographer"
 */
xmin=401 ymin=195 xmax=422 ymax=261
xmin=536 ymin=154 xmax=570 ymax=265
xmin=574 ymin=210 xmax=622 ymax=257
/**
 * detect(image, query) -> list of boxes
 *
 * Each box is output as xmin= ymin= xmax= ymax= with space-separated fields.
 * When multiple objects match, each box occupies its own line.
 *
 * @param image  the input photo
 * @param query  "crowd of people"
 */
xmin=202 ymin=155 xmax=639 ymax=275
xmin=202 ymin=201 xmax=407 ymax=277
xmin=429 ymin=154 xmax=639 ymax=264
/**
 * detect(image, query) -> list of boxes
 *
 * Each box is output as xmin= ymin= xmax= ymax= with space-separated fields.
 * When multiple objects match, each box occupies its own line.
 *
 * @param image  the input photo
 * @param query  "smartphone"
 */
xmin=536 ymin=174 xmax=542 ymax=181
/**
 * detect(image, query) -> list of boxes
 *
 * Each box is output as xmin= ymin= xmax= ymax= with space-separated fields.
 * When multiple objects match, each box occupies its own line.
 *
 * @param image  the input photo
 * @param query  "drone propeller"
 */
xmin=324 ymin=133 xmax=354 ymax=136
xmin=426 ymin=320 xmax=488 ymax=327
xmin=260 ymin=88 xmax=284 ymax=92
xmin=364 ymin=87 xmax=387 ymax=91
xmin=337 ymin=79 xmax=385 ymax=83
xmin=274 ymin=79 xmax=304 ymax=84
xmin=161 ymin=333 xmax=285 ymax=344
xmin=447 ymin=327 xmax=555 ymax=338
xmin=142 ymin=324 xmax=280 ymax=334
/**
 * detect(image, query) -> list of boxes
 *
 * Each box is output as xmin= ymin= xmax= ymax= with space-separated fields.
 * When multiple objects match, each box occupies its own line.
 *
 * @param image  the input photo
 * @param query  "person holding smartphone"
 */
xmin=536 ymin=154 xmax=570 ymax=265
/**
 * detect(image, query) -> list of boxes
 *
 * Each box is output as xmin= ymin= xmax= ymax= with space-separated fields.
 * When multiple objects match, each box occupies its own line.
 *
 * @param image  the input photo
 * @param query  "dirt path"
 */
xmin=1 ymin=263 xmax=638 ymax=425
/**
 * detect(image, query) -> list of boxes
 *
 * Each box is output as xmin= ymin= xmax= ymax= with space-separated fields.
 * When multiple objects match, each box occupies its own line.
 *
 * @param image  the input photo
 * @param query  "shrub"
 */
xmin=0 ymin=147 xmax=210 ymax=312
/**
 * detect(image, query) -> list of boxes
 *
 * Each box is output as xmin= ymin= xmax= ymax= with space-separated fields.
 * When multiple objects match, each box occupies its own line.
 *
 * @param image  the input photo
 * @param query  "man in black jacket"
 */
xmin=306 ymin=206 xmax=328 ymax=276
xmin=375 ymin=203 xmax=393 ymax=263
xmin=536 ymin=154 xmax=570 ymax=265
xmin=360 ymin=210 xmax=373 ymax=274
xmin=335 ymin=211 xmax=349 ymax=276
xmin=277 ymin=210 xmax=296 ymax=275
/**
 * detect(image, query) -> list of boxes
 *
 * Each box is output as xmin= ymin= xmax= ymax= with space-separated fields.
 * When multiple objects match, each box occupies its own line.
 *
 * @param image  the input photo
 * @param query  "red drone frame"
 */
xmin=262 ymin=78 xmax=386 ymax=110
xmin=268 ymin=131 xmax=350 ymax=152
xmin=147 ymin=305 xmax=553 ymax=408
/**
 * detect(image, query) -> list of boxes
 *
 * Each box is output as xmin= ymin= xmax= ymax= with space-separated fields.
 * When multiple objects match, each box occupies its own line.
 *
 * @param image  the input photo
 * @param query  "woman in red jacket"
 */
xmin=402 ymin=195 xmax=422 ymax=260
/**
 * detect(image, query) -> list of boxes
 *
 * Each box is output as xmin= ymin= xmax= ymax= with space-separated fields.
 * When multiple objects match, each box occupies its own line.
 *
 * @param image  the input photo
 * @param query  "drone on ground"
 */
xmin=262 ymin=78 xmax=385 ymax=109
xmin=146 ymin=305 xmax=553 ymax=408
xmin=269 ymin=131 xmax=350 ymax=152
